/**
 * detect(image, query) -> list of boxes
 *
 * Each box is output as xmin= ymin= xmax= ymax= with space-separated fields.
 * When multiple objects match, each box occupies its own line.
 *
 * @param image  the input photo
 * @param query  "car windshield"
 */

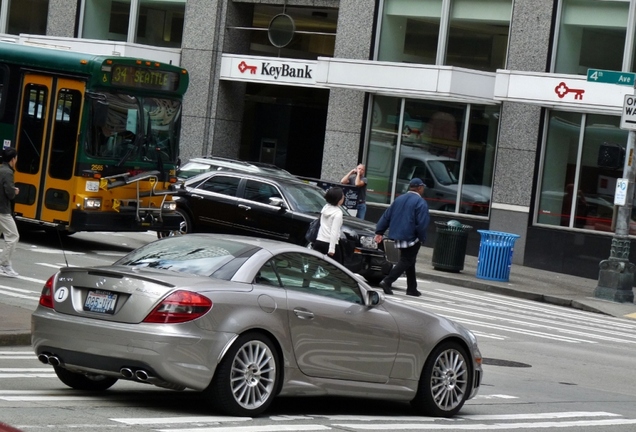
xmin=114 ymin=236 xmax=259 ymax=278
xmin=284 ymin=183 xmax=351 ymax=216
xmin=429 ymin=160 xmax=459 ymax=186
xmin=85 ymin=92 xmax=182 ymax=164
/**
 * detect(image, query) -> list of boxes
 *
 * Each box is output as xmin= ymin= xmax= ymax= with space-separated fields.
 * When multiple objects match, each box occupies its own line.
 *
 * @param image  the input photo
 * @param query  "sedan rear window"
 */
xmin=114 ymin=236 xmax=259 ymax=277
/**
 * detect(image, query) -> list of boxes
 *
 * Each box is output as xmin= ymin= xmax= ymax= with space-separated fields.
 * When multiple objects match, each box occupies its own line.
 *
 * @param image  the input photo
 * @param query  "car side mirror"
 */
xmin=367 ymin=289 xmax=383 ymax=306
xmin=269 ymin=197 xmax=287 ymax=209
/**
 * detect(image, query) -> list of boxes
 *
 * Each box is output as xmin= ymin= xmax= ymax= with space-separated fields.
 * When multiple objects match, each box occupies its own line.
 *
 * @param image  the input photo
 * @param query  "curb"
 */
xmin=0 ymin=333 xmax=31 ymax=347
xmin=416 ymin=271 xmax=613 ymax=317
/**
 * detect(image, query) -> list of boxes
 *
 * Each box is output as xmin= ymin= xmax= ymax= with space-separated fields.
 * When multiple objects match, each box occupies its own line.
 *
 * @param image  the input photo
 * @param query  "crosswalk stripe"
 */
xmin=0 ymin=287 xmax=39 ymax=300
xmin=331 ymin=419 xmax=636 ymax=430
xmin=155 ymin=426 xmax=330 ymax=432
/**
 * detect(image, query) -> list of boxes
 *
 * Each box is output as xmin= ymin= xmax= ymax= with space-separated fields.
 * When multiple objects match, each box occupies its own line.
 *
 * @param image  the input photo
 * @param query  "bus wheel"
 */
xmin=157 ymin=208 xmax=191 ymax=238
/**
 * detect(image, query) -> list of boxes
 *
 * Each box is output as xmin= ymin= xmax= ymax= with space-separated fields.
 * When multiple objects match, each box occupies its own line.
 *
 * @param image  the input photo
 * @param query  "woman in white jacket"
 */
xmin=313 ymin=187 xmax=344 ymax=263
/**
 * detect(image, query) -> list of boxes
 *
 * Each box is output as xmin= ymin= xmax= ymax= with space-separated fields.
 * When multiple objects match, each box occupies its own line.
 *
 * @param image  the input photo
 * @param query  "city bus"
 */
xmin=0 ymin=41 xmax=189 ymax=234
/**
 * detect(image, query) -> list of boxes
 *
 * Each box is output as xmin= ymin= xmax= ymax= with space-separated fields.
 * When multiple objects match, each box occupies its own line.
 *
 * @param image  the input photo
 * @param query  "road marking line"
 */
xmin=332 ymin=418 xmax=636 ymax=430
xmin=112 ymin=417 xmax=252 ymax=425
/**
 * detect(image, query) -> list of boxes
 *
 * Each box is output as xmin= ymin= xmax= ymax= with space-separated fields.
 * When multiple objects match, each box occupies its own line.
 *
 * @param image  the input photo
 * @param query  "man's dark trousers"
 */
xmin=384 ymin=242 xmax=421 ymax=292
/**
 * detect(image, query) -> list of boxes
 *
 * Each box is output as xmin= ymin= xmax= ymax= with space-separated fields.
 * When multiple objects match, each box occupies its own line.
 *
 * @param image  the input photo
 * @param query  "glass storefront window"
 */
xmin=377 ymin=0 xmax=511 ymax=72
xmin=377 ymin=0 xmax=443 ymax=64
xmin=248 ymin=5 xmax=338 ymax=59
xmin=366 ymin=96 xmax=496 ymax=216
xmin=367 ymin=96 xmax=402 ymax=205
xmin=81 ymin=0 xmax=185 ymax=48
xmin=446 ymin=0 xmax=511 ymax=72
xmin=8 ymin=0 xmax=49 ymax=35
xmin=137 ymin=0 xmax=184 ymax=47
xmin=537 ymin=111 xmax=628 ymax=232
xmin=83 ymin=0 xmax=130 ymax=42
xmin=554 ymin=0 xmax=628 ymax=75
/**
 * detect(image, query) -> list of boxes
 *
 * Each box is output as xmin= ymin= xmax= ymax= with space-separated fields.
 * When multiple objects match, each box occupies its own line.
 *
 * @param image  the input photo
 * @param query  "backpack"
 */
xmin=305 ymin=218 xmax=321 ymax=243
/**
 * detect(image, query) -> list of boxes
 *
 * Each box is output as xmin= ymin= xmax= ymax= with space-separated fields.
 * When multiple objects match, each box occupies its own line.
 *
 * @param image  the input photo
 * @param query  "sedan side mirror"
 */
xmin=366 ymin=289 xmax=383 ymax=306
xmin=269 ymin=197 xmax=287 ymax=209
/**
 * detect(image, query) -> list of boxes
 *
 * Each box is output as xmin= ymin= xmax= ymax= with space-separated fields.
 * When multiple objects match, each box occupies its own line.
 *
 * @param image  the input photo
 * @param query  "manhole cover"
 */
xmin=482 ymin=358 xmax=531 ymax=368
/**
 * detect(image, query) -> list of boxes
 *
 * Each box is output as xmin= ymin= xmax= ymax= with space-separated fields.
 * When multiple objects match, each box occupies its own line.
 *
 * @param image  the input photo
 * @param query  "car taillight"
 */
xmin=143 ymin=290 xmax=212 ymax=324
xmin=39 ymin=276 xmax=55 ymax=309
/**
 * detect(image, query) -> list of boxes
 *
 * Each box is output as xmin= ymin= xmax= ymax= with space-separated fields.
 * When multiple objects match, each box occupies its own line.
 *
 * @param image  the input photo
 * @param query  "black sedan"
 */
xmin=164 ymin=170 xmax=391 ymax=283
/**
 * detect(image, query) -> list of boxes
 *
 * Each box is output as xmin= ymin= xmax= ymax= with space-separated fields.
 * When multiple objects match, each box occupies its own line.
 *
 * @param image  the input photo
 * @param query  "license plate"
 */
xmin=84 ymin=290 xmax=118 ymax=314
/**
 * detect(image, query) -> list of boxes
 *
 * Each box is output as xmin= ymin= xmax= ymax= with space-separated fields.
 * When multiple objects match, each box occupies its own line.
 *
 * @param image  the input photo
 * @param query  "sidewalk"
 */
xmin=2 ymin=246 xmax=636 ymax=347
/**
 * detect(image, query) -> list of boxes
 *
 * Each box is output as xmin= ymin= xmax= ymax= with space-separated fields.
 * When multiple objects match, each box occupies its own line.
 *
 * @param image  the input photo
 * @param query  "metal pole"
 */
xmin=595 ymin=130 xmax=636 ymax=303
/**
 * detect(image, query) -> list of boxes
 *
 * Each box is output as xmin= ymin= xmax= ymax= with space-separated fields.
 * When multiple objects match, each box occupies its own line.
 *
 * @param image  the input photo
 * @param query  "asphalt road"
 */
xmin=1 ymin=231 xmax=636 ymax=431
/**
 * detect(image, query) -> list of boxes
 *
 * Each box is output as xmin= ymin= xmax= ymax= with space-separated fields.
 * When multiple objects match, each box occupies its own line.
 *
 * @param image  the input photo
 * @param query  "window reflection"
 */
xmin=538 ymin=111 xmax=628 ymax=233
xmin=554 ymin=0 xmax=628 ymax=75
xmin=377 ymin=0 xmax=511 ymax=72
xmin=8 ymin=0 xmax=49 ymax=35
xmin=365 ymin=97 xmax=495 ymax=216
xmin=82 ymin=0 xmax=185 ymax=48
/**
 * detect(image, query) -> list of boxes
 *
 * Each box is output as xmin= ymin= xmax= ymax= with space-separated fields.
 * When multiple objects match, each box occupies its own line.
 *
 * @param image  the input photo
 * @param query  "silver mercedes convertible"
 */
xmin=32 ymin=234 xmax=482 ymax=417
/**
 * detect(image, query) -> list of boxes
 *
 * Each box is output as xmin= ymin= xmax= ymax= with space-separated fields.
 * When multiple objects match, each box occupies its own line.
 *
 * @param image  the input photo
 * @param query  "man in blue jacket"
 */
xmin=374 ymin=178 xmax=430 ymax=296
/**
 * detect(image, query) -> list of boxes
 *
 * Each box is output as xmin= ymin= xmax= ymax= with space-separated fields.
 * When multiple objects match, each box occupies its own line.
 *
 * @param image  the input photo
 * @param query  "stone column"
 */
xmin=180 ymin=0 xmax=251 ymax=162
xmin=489 ymin=0 xmax=554 ymax=263
xmin=321 ymin=0 xmax=376 ymax=182
xmin=46 ymin=0 xmax=77 ymax=37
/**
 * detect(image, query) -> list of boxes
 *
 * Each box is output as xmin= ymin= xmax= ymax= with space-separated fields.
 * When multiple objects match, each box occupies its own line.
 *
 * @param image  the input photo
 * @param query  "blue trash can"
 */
xmin=476 ymin=230 xmax=521 ymax=282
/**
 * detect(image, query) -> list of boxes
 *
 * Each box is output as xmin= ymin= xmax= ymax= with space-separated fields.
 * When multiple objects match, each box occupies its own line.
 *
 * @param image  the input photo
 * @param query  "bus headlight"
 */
xmin=162 ymin=201 xmax=177 ymax=211
xmin=83 ymin=197 xmax=102 ymax=210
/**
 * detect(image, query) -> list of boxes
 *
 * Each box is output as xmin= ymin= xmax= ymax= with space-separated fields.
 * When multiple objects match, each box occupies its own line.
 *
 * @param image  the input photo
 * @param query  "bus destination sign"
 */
xmin=110 ymin=64 xmax=180 ymax=91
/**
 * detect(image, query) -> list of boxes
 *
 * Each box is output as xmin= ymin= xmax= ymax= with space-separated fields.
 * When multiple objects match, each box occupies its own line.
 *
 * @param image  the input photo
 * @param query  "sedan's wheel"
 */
xmin=157 ymin=208 xmax=192 ymax=238
xmin=411 ymin=342 xmax=471 ymax=417
xmin=205 ymin=333 xmax=279 ymax=416
xmin=53 ymin=366 xmax=118 ymax=391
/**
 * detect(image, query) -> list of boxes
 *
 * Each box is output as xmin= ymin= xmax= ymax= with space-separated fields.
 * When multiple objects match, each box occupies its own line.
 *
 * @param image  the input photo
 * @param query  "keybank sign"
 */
xmin=261 ymin=62 xmax=312 ymax=79
xmin=220 ymin=54 xmax=324 ymax=88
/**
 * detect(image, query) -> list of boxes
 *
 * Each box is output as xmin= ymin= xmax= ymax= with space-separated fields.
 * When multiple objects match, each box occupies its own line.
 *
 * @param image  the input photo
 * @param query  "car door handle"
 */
xmin=238 ymin=204 xmax=251 ymax=211
xmin=191 ymin=194 xmax=204 ymax=200
xmin=293 ymin=308 xmax=314 ymax=320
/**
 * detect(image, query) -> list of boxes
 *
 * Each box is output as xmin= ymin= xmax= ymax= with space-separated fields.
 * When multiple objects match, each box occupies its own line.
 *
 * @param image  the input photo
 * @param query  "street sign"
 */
xmin=621 ymin=95 xmax=636 ymax=131
xmin=615 ymin=178 xmax=628 ymax=206
xmin=587 ymin=69 xmax=636 ymax=86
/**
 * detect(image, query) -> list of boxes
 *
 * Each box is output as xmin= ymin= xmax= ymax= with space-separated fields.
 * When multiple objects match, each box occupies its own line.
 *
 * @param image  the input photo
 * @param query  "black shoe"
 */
xmin=379 ymin=280 xmax=393 ymax=295
xmin=406 ymin=289 xmax=422 ymax=297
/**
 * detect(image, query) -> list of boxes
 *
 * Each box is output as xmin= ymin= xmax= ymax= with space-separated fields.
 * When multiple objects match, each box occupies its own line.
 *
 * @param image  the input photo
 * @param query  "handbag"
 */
xmin=305 ymin=218 xmax=321 ymax=243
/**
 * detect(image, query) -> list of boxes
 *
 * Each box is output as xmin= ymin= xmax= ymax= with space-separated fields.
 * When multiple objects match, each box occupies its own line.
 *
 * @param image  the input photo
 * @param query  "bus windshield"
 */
xmin=86 ymin=91 xmax=181 ymax=164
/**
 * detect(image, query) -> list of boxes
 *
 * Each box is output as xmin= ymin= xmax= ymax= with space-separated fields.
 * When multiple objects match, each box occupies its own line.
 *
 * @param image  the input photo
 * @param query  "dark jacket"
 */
xmin=0 ymin=163 xmax=16 ymax=215
xmin=375 ymin=191 xmax=430 ymax=244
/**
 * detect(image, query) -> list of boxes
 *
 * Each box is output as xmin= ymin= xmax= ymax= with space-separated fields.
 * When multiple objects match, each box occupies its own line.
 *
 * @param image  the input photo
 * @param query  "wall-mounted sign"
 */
xmin=220 ymin=55 xmax=322 ymax=88
xmin=615 ymin=178 xmax=628 ymax=206
xmin=620 ymin=94 xmax=636 ymax=131
xmin=495 ymin=70 xmax=632 ymax=113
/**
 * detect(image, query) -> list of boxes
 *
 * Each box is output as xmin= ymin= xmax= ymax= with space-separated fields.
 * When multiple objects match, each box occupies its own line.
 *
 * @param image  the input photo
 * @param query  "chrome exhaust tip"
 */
xmin=47 ymin=356 xmax=61 ymax=367
xmin=135 ymin=370 xmax=149 ymax=381
xmin=37 ymin=354 xmax=50 ymax=364
xmin=120 ymin=368 xmax=134 ymax=379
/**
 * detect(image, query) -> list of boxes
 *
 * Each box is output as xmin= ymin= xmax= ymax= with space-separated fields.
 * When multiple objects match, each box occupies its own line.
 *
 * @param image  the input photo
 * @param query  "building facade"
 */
xmin=5 ymin=0 xmax=636 ymax=280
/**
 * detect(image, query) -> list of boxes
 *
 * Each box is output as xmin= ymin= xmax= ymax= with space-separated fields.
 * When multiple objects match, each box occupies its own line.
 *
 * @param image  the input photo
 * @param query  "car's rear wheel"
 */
xmin=53 ymin=366 xmax=118 ymax=391
xmin=157 ymin=208 xmax=192 ymax=238
xmin=411 ymin=341 xmax=471 ymax=417
xmin=205 ymin=333 xmax=279 ymax=416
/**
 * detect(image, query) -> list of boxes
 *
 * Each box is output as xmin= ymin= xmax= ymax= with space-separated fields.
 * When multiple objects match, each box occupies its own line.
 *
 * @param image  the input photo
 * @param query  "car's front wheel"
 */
xmin=411 ymin=341 xmax=472 ymax=417
xmin=157 ymin=208 xmax=192 ymax=238
xmin=54 ymin=366 xmax=118 ymax=391
xmin=205 ymin=333 xmax=279 ymax=416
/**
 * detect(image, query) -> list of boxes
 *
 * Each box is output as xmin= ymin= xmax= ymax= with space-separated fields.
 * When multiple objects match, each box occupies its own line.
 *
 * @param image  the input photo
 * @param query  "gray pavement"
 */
xmin=2 ymin=246 xmax=636 ymax=347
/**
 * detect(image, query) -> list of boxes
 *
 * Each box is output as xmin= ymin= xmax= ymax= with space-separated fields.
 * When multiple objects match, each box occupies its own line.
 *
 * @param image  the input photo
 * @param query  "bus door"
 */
xmin=14 ymin=73 xmax=85 ymax=226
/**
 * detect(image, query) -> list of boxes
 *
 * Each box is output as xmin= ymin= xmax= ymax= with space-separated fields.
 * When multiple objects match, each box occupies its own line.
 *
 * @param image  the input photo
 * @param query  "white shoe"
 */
xmin=0 ymin=265 xmax=18 ymax=277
